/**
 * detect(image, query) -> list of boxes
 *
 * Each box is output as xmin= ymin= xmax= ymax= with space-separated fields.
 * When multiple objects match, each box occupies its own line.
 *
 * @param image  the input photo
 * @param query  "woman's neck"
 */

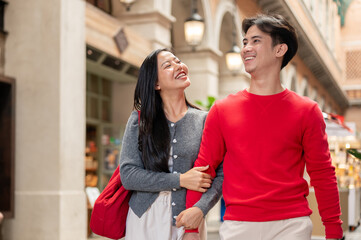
xmin=161 ymin=92 xmax=188 ymax=123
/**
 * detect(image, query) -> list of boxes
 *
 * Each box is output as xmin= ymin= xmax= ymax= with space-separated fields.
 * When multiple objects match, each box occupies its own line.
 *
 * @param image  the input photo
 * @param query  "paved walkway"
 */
xmin=344 ymin=225 xmax=361 ymax=240
xmin=89 ymin=224 xmax=361 ymax=240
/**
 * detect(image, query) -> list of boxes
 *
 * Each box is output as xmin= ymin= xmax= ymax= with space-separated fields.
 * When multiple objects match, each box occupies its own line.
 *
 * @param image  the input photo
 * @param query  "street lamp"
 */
xmin=226 ymin=43 xmax=242 ymax=72
xmin=225 ymin=3 xmax=242 ymax=72
xmin=184 ymin=0 xmax=204 ymax=50
xmin=119 ymin=0 xmax=136 ymax=11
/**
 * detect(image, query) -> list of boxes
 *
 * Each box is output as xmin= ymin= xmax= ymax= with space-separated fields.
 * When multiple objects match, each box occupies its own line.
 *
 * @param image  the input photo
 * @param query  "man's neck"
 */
xmin=248 ymin=70 xmax=284 ymax=95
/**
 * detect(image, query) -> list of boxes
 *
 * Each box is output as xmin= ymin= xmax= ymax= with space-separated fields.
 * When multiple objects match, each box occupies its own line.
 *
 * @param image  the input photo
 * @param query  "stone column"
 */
xmin=219 ymin=70 xmax=250 ymax=99
xmin=177 ymin=49 xmax=221 ymax=104
xmin=3 ymin=0 xmax=86 ymax=239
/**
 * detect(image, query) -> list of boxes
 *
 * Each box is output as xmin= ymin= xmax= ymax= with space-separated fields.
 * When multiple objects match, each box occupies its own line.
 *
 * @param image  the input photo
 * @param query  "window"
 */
xmin=0 ymin=76 xmax=15 ymax=218
xmin=346 ymin=50 xmax=361 ymax=80
xmin=86 ymin=73 xmax=112 ymax=122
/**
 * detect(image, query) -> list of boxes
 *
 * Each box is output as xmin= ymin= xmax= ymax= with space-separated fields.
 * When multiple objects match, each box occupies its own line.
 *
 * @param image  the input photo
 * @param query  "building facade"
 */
xmin=343 ymin=0 xmax=361 ymax=133
xmin=1 ymin=0 xmax=358 ymax=239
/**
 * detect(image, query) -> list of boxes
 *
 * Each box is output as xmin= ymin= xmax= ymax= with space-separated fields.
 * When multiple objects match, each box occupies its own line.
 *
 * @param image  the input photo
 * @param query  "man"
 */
xmin=177 ymin=14 xmax=343 ymax=240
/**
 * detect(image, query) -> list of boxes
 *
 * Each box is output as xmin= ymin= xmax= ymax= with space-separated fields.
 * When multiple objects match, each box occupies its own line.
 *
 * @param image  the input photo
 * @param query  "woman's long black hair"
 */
xmin=134 ymin=48 xmax=198 ymax=172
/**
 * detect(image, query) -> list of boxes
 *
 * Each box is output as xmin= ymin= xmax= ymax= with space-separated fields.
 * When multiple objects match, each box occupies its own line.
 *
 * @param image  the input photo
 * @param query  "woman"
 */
xmin=119 ymin=48 xmax=223 ymax=240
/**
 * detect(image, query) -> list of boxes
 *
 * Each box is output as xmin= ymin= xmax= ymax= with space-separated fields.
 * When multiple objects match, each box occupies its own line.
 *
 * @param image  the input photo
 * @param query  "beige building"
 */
xmin=343 ymin=0 xmax=361 ymax=133
xmin=0 ymin=0 xmax=359 ymax=239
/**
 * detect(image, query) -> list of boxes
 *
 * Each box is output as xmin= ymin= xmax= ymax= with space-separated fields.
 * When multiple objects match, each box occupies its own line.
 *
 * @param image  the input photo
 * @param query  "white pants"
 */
xmin=125 ymin=191 xmax=206 ymax=240
xmin=219 ymin=216 xmax=313 ymax=240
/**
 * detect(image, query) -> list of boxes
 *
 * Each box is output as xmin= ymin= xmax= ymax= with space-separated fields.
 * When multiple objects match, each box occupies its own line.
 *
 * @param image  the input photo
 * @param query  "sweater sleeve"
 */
xmin=185 ymin=103 xmax=226 ymax=232
xmin=303 ymin=104 xmax=343 ymax=239
xmin=119 ymin=111 xmax=180 ymax=192
xmin=194 ymin=161 xmax=223 ymax=215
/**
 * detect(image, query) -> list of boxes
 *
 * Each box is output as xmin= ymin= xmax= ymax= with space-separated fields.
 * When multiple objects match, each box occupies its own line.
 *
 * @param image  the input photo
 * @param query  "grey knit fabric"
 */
xmin=119 ymin=107 xmax=223 ymax=225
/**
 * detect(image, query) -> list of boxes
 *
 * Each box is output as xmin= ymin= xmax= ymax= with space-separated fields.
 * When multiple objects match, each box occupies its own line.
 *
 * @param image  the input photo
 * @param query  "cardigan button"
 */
xmin=173 ymin=139 xmax=177 ymax=143
xmin=172 ymin=188 xmax=177 ymax=191
xmin=173 ymin=155 xmax=178 ymax=159
xmin=171 ymin=123 xmax=175 ymax=127
xmin=172 ymin=202 xmax=176 ymax=206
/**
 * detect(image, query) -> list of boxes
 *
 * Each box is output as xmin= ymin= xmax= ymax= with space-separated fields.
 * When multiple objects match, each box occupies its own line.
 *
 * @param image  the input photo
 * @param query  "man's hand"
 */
xmin=176 ymin=207 xmax=204 ymax=229
xmin=182 ymin=232 xmax=200 ymax=240
xmin=180 ymin=165 xmax=212 ymax=192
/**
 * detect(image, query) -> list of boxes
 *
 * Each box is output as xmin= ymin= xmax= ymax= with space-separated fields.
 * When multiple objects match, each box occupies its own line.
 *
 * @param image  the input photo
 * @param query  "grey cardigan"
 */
xmin=119 ymin=107 xmax=223 ymax=225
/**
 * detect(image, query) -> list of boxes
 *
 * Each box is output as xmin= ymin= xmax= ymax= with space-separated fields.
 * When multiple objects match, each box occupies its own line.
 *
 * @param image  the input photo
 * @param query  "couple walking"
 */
xmin=118 ymin=14 xmax=343 ymax=240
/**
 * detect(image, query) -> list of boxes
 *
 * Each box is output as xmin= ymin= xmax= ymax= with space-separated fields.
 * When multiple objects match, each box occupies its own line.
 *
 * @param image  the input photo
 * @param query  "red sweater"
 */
xmin=187 ymin=89 xmax=343 ymax=239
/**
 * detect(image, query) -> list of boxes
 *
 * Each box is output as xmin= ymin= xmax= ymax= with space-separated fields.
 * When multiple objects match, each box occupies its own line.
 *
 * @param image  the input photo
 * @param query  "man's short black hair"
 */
xmin=242 ymin=14 xmax=298 ymax=69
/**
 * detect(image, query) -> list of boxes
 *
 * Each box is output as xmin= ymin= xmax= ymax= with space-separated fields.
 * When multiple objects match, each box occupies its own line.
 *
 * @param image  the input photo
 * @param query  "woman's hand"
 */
xmin=180 ymin=165 xmax=212 ymax=192
xmin=176 ymin=207 xmax=204 ymax=229
xmin=182 ymin=232 xmax=200 ymax=240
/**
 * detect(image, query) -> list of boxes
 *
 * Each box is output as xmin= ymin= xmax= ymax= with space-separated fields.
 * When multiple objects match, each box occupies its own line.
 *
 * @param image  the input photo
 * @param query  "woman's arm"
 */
xmin=176 ymin=162 xmax=223 ymax=230
xmin=120 ymin=111 xmax=211 ymax=192
xmin=194 ymin=161 xmax=223 ymax=215
xmin=176 ymin=103 xmax=226 ymax=230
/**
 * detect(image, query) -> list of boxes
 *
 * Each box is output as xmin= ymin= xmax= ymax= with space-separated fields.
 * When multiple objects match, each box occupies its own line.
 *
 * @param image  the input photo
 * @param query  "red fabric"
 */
xmin=90 ymin=111 xmax=138 ymax=239
xmin=186 ymin=89 xmax=343 ymax=239
xmin=90 ymin=166 xmax=131 ymax=239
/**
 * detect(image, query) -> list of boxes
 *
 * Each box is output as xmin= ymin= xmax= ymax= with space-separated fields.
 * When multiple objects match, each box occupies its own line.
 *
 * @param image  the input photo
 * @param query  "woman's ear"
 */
xmin=155 ymin=83 xmax=161 ymax=90
xmin=275 ymin=43 xmax=288 ymax=57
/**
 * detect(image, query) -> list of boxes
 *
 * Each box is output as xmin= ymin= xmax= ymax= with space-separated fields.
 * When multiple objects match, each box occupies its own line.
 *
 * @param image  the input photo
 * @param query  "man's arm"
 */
xmin=178 ymin=103 xmax=226 ymax=231
xmin=177 ymin=162 xmax=223 ymax=230
xmin=187 ymin=103 xmax=226 ymax=206
xmin=194 ymin=161 xmax=223 ymax=215
xmin=303 ymin=104 xmax=343 ymax=239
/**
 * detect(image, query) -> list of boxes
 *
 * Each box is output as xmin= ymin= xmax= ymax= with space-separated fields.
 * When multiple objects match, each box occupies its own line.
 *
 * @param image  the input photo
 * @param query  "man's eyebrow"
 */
xmin=251 ymin=35 xmax=262 ymax=39
xmin=243 ymin=35 xmax=263 ymax=42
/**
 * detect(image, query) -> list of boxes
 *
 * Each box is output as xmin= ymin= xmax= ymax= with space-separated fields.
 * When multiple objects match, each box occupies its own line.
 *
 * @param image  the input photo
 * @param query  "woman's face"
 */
xmin=155 ymin=51 xmax=190 ymax=93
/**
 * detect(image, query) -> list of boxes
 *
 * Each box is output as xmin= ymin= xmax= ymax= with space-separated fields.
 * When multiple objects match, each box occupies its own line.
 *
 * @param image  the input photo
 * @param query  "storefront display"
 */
xmin=84 ymin=70 xmax=132 ymax=236
xmin=324 ymin=113 xmax=361 ymax=231
xmin=85 ymin=125 xmax=124 ymax=189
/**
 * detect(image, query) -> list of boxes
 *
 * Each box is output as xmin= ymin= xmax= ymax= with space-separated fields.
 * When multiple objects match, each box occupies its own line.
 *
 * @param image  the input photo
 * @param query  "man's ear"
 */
xmin=275 ymin=43 xmax=288 ymax=57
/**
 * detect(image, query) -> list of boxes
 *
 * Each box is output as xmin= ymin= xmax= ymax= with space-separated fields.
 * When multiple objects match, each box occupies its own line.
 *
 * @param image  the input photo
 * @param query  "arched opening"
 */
xmin=171 ymin=0 xmax=205 ymax=51
xmin=218 ymin=11 xmax=247 ymax=99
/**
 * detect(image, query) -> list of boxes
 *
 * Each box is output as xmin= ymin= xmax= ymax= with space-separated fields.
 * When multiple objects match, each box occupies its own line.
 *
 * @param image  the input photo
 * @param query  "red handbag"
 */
xmin=90 ymin=111 xmax=139 ymax=239
xmin=89 ymin=166 xmax=131 ymax=239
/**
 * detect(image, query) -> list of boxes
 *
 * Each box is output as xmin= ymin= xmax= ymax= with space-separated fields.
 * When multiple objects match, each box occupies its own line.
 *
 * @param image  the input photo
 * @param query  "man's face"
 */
xmin=241 ymin=25 xmax=279 ymax=75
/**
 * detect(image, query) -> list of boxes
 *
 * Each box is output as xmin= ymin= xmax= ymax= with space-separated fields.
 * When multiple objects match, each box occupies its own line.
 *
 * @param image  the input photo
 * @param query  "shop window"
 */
xmin=102 ymin=78 xmax=111 ymax=97
xmin=88 ymin=74 xmax=99 ymax=94
xmin=86 ymin=0 xmax=112 ymax=14
xmin=86 ymin=73 xmax=111 ymax=122
xmin=0 ymin=76 xmax=15 ymax=218
xmin=87 ymin=96 xmax=99 ymax=119
xmin=85 ymin=72 xmax=122 ymax=190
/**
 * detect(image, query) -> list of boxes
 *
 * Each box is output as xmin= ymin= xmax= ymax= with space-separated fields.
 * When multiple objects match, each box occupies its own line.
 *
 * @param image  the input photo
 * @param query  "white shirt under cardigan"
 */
xmin=125 ymin=148 xmax=207 ymax=240
xmin=119 ymin=107 xmax=224 ymax=225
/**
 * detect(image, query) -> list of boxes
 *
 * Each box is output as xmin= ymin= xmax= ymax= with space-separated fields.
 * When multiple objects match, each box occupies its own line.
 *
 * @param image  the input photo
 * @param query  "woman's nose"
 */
xmin=175 ymin=62 xmax=182 ymax=71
